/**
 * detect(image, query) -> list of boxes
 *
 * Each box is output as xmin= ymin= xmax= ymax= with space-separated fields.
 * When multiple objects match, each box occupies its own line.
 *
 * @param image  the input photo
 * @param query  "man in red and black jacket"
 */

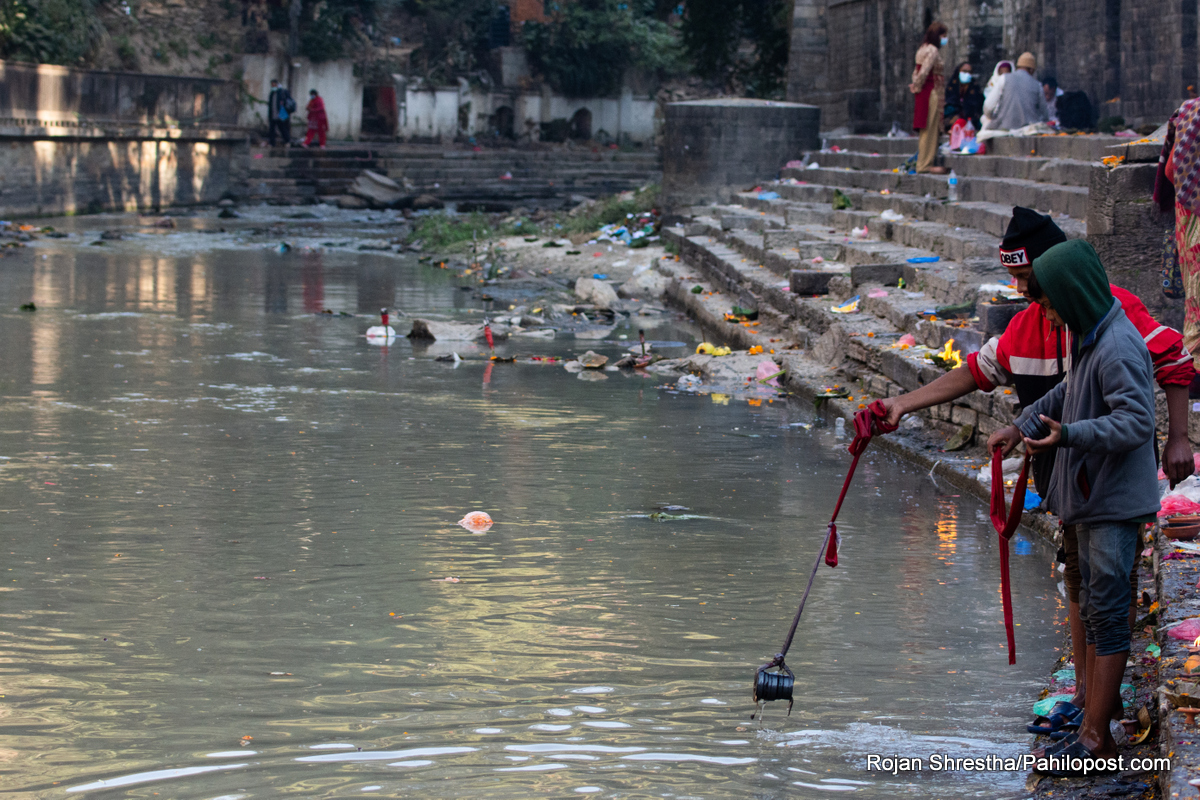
xmin=879 ymin=207 xmax=1194 ymax=731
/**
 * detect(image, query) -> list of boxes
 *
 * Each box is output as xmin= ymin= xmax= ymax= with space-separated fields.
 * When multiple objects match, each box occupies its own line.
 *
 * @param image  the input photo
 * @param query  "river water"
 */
xmin=0 ymin=221 xmax=1063 ymax=798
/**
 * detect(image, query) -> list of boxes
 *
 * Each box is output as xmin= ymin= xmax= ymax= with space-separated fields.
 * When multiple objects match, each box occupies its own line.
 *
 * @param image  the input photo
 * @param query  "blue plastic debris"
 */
xmin=592 ymin=273 xmax=608 ymax=280
xmin=907 ymin=256 xmax=940 ymax=264
xmin=1024 ymin=489 xmax=1041 ymax=510
xmin=757 ymin=191 xmax=780 ymax=201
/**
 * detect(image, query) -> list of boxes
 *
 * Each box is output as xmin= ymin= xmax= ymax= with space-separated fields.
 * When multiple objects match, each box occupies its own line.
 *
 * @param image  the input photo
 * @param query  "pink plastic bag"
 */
xmin=1169 ymin=618 xmax=1200 ymax=641
xmin=756 ymin=360 xmax=783 ymax=387
xmin=1159 ymin=495 xmax=1200 ymax=518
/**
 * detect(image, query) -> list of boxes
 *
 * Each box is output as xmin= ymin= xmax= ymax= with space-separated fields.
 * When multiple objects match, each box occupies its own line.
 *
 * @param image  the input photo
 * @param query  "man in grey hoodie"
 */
xmin=990 ymin=239 xmax=1158 ymax=775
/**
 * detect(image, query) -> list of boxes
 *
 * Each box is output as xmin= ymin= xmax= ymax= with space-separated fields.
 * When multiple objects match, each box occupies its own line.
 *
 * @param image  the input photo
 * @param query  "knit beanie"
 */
xmin=999 ymin=207 xmax=1068 ymax=268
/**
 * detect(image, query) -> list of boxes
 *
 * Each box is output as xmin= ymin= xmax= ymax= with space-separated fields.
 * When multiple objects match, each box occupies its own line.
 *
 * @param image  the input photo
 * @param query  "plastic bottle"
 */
xmin=821 ymin=137 xmax=829 ymax=152
xmin=834 ymin=417 xmax=846 ymax=437
xmin=947 ymin=170 xmax=959 ymax=202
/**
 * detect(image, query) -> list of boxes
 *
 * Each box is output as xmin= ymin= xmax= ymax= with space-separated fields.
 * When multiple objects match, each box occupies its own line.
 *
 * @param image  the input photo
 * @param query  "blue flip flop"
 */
xmin=1027 ymin=701 xmax=1082 ymax=736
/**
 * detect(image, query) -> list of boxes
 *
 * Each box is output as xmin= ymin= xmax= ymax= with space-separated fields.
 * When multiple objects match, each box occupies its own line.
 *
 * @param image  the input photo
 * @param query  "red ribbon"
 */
xmin=990 ymin=445 xmax=1031 ymax=665
xmin=824 ymin=401 xmax=899 ymax=567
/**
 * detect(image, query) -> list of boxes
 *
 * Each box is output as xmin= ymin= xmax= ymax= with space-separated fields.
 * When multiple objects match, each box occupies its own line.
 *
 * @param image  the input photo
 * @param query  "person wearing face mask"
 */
xmin=910 ymin=21 xmax=949 ymax=174
xmin=943 ymin=61 xmax=983 ymax=131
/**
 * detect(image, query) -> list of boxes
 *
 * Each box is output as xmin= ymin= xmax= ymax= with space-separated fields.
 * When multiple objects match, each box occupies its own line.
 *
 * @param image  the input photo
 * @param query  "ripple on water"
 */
xmin=297 ymin=747 xmax=477 ymax=762
xmin=569 ymin=686 xmax=614 ymax=694
xmin=530 ymin=723 xmax=572 ymax=732
xmin=572 ymin=706 xmax=605 ymax=713
xmin=67 ymin=763 xmax=250 ymax=793
xmin=546 ymin=708 xmax=574 ymax=716
xmin=581 ymin=721 xmax=630 ymax=729
xmin=388 ymin=760 xmax=434 ymax=768
xmin=474 ymin=728 xmax=504 ymax=734
xmin=496 ymin=764 xmax=570 ymax=772
xmin=619 ymin=753 xmax=756 ymax=765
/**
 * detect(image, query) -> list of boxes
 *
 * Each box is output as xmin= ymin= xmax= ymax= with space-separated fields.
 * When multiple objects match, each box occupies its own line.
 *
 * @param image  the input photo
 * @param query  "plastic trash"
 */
xmin=907 ymin=256 xmax=940 ymax=263
xmin=879 ymin=209 xmax=904 ymax=222
xmin=757 ymin=191 xmax=780 ymax=200
xmin=677 ymin=374 xmax=702 ymax=392
xmin=834 ymin=417 xmax=846 ymax=437
xmin=830 ymin=295 xmax=860 ymax=314
xmin=806 ymin=162 xmax=820 ymax=170
xmin=459 ymin=511 xmax=494 ymax=533
xmin=1169 ymin=618 xmax=1200 ymax=641
xmin=947 ymin=170 xmax=959 ymax=202
xmin=756 ymin=360 xmax=784 ymax=387
xmin=850 ymin=225 xmax=869 ymax=239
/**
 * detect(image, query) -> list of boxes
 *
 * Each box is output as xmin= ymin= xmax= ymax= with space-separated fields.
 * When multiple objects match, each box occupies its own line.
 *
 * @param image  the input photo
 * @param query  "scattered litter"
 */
xmin=830 ymin=296 xmax=860 ymax=314
xmin=459 ymin=511 xmax=494 ymax=533
xmin=879 ymin=209 xmax=905 ymax=222
xmin=756 ymin=361 xmax=785 ymax=387
xmin=578 ymin=351 xmax=609 ymax=369
xmin=806 ymin=162 xmax=820 ymax=170
xmin=677 ymin=374 xmax=702 ymax=392
xmin=832 ymin=189 xmax=853 ymax=210
xmin=695 ymin=343 xmax=732 ymax=356
xmin=757 ymin=191 xmax=780 ymax=201
xmin=907 ymin=256 xmax=939 ymax=264
xmin=850 ymin=226 xmax=869 ymax=239
xmin=810 ymin=256 xmax=824 ymax=264
xmin=867 ymin=289 xmax=888 ymax=298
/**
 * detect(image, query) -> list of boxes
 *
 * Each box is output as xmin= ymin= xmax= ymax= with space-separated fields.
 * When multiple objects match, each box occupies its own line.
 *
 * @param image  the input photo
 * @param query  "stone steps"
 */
xmin=824 ymin=133 xmax=1125 ymax=160
xmin=812 ymin=150 xmax=1095 ymax=187
xmin=781 ymin=166 xmax=1089 ymax=218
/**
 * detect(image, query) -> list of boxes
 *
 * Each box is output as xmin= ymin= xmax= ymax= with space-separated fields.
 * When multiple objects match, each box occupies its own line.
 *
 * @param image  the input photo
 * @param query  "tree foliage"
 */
xmin=681 ymin=0 xmax=790 ymax=96
xmin=0 ymin=0 xmax=100 ymax=66
xmin=402 ymin=0 xmax=497 ymax=83
xmin=523 ymin=0 xmax=682 ymax=97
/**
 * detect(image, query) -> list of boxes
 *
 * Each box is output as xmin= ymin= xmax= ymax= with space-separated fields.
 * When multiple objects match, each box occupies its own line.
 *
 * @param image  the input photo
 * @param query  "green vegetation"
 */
xmin=680 ymin=0 xmax=791 ymax=97
xmin=561 ymin=184 xmax=659 ymax=234
xmin=523 ymin=0 xmax=683 ymax=97
xmin=0 ymin=0 xmax=101 ymax=66
xmin=407 ymin=211 xmax=532 ymax=250
xmin=405 ymin=185 xmax=659 ymax=251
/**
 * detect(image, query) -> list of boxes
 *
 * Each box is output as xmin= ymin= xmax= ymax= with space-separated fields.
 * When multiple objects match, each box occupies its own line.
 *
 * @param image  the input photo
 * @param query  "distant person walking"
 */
xmin=910 ymin=21 xmax=948 ymax=174
xmin=302 ymin=89 xmax=328 ymax=149
xmin=268 ymin=79 xmax=296 ymax=147
xmin=1156 ymin=97 xmax=1200 ymax=362
xmin=982 ymin=52 xmax=1050 ymax=132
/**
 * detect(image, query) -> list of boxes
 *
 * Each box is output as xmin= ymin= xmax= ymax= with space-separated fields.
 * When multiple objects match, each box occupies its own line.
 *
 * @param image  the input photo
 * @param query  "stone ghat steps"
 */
xmin=781 ymin=165 xmax=1089 ymax=219
xmin=824 ymin=133 xmax=1126 ymax=160
xmin=811 ymin=150 xmax=1095 ymax=187
xmin=766 ymin=182 xmax=1085 ymax=240
xmin=656 ymin=223 xmax=1022 ymax=442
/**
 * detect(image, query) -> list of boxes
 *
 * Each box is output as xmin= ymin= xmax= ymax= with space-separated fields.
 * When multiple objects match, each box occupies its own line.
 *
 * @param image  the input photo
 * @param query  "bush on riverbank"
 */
xmin=406 ymin=185 xmax=659 ymax=251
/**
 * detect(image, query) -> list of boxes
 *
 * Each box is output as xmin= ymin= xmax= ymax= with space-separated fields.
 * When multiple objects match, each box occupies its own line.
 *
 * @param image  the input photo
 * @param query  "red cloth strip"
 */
xmin=990 ymin=445 xmax=1031 ymax=665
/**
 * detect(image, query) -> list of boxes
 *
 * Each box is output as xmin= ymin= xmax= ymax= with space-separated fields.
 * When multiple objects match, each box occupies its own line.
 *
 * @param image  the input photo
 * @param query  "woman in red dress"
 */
xmin=303 ymin=89 xmax=328 ymax=148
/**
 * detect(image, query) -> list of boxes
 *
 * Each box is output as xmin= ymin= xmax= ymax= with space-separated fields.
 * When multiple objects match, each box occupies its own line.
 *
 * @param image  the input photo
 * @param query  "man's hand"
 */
xmin=987 ymin=424 xmax=1023 ymax=456
xmin=879 ymin=396 xmax=906 ymax=428
xmin=1023 ymin=415 xmax=1062 ymax=454
xmin=1163 ymin=434 xmax=1196 ymax=488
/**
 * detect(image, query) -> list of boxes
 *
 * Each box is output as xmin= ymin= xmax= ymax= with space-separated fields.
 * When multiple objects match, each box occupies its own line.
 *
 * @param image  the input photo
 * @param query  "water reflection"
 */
xmin=0 ymin=241 xmax=1064 ymax=799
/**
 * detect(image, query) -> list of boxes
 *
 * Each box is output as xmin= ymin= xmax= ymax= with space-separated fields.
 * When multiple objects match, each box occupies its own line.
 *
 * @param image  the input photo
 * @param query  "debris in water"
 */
xmin=459 ymin=511 xmax=494 ymax=533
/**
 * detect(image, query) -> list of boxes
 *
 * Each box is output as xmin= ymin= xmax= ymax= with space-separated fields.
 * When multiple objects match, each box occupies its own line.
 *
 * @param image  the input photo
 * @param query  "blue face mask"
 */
xmin=940 ymin=36 xmax=948 ymax=47
xmin=958 ymin=72 xmax=972 ymax=84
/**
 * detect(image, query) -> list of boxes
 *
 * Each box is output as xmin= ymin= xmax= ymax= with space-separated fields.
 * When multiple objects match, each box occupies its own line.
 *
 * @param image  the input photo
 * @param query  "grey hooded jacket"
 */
xmin=1013 ymin=299 xmax=1159 ymax=525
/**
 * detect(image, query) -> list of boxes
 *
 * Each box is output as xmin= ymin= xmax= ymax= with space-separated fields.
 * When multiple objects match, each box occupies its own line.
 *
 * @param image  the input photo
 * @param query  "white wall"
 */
xmin=398 ymin=82 xmax=657 ymax=144
xmin=241 ymin=54 xmax=363 ymax=140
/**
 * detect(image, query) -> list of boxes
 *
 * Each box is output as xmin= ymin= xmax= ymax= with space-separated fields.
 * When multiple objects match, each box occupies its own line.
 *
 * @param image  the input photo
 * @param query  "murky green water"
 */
xmin=1 ymin=228 xmax=1063 ymax=798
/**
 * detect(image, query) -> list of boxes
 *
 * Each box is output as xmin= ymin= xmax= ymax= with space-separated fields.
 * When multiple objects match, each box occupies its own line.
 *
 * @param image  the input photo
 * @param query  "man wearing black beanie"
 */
xmin=879 ymin=207 xmax=1194 ymax=736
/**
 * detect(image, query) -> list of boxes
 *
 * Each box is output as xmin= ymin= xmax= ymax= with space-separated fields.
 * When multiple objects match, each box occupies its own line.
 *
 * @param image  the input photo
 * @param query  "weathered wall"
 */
xmin=662 ymin=99 xmax=820 ymax=208
xmin=241 ymin=54 xmax=362 ymax=141
xmin=0 ymin=59 xmax=238 ymax=127
xmin=0 ymin=60 xmax=242 ymax=217
xmin=789 ymin=0 xmax=1196 ymax=132
xmin=0 ymin=132 xmax=238 ymax=217
xmin=398 ymin=82 xmax=657 ymax=144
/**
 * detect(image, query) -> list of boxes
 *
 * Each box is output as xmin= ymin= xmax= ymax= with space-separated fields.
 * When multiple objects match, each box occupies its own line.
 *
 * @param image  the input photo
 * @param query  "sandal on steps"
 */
xmin=1035 ymin=734 xmax=1121 ymax=777
xmin=1027 ymin=701 xmax=1082 ymax=736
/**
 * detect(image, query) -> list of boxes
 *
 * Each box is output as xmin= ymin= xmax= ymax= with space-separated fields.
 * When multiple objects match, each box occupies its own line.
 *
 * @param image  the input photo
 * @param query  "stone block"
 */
xmin=976 ymin=413 xmax=1004 ymax=438
xmin=812 ymin=322 xmax=849 ymax=366
xmin=977 ymin=301 xmax=1027 ymax=337
xmin=763 ymin=229 xmax=808 ymax=250
xmin=849 ymin=263 xmax=904 ymax=286
xmin=790 ymin=269 xmax=834 ymax=295
xmin=951 ymin=405 xmax=978 ymax=427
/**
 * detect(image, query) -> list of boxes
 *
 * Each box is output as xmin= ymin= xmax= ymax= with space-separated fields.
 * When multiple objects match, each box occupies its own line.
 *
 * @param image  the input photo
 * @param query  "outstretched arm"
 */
xmin=879 ymin=365 xmax=979 ymax=427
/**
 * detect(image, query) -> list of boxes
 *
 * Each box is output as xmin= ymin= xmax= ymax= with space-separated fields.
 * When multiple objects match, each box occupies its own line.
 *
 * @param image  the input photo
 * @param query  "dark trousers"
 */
xmin=269 ymin=118 xmax=290 ymax=145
